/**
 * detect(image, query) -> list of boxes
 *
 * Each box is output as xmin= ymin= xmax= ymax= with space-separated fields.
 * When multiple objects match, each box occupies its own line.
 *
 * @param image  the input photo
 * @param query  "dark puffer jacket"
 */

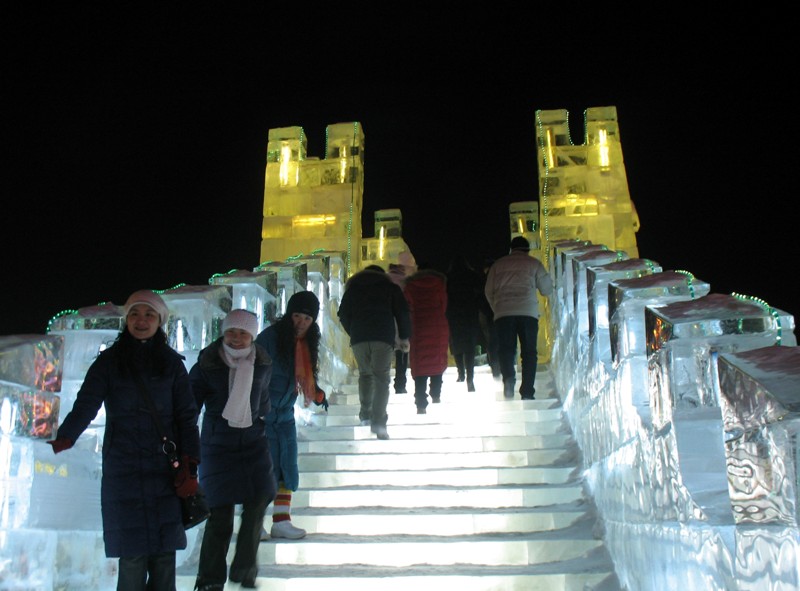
xmin=338 ymin=267 xmax=411 ymax=346
xmin=404 ymin=269 xmax=450 ymax=377
xmin=189 ymin=339 xmax=276 ymax=508
xmin=56 ymin=332 xmax=200 ymax=558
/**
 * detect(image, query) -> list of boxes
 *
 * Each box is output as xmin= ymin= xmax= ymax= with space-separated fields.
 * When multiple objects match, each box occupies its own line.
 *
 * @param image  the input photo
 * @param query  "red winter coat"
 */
xmin=404 ymin=269 xmax=450 ymax=377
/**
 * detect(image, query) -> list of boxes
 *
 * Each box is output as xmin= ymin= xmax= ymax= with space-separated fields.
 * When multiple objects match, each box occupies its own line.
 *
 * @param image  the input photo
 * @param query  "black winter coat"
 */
xmin=338 ymin=268 xmax=411 ymax=346
xmin=56 ymin=332 xmax=200 ymax=558
xmin=446 ymin=265 xmax=485 ymax=355
xmin=189 ymin=339 xmax=276 ymax=508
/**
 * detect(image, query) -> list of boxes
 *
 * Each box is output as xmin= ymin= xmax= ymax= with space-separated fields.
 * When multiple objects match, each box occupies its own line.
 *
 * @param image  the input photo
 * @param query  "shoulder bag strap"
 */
xmin=128 ymin=360 xmax=180 ymax=470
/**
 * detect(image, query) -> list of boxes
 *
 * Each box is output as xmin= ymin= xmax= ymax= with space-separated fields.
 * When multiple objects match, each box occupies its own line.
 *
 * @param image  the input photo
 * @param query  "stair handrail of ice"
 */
xmin=546 ymin=239 xmax=799 ymax=591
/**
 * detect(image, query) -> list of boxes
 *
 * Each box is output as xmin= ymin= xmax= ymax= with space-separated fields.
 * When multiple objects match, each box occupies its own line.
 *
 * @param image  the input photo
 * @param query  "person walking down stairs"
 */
xmin=404 ymin=264 xmax=450 ymax=414
xmin=255 ymin=291 xmax=329 ymax=540
xmin=338 ymin=265 xmax=411 ymax=440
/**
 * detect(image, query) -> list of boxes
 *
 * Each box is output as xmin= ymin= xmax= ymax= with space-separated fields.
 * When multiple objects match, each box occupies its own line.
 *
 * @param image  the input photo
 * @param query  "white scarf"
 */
xmin=220 ymin=343 xmax=256 ymax=428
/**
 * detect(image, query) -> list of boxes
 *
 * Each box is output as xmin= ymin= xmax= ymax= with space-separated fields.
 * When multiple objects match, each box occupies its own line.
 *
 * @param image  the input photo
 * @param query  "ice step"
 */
xmin=297 ymin=433 xmax=575 ymax=453
xmin=298 ymin=448 xmax=577 ymax=470
xmin=175 ymin=366 xmax=621 ymax=590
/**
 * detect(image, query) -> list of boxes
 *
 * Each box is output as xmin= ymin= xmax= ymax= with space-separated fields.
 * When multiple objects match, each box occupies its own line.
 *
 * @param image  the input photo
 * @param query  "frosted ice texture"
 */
xmin=209 ymin=269 xmax=278 ymax=333
xmin=160 ymin=284 xmax=232 ymax=369
xmin=252 ymin=261 xmax=308 ymax=317
xmin=718 ymin=346 xmax=800 ymax=526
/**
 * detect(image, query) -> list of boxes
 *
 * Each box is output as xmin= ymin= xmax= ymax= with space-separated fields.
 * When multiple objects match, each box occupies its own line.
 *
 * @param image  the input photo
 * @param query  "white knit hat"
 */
xmin=222 ymin=309 xmax=259 ymax=338
xmin=123 ymin=290 xmax=170 ymax=326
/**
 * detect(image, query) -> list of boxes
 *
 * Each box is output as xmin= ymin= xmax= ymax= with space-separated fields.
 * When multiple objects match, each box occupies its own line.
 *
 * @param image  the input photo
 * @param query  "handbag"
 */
xmin=129 ymin=363 xmax=210 ymax=530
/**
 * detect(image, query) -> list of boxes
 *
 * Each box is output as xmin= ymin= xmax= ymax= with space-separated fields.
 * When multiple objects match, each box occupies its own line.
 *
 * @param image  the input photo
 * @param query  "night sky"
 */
xmin=4 ymin=6 xmax=798 ymax=336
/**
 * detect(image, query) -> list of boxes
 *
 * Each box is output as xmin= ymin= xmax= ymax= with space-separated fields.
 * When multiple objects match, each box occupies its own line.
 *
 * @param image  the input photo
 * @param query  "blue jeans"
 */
xmin=495 ymin=315 xmax=539 ymax=398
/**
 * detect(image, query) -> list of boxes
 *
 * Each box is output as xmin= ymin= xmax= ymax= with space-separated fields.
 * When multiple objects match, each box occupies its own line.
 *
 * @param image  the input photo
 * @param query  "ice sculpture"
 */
xmin=159 ymin=284 xmax=232 ymax=370
xmin=645 ymin=293 xmax=796 ymax=522
xmin=361 ymin=209 xmax=414 ymax=271
xmin=252 ymin=260 xmax=308 ymax=317
xmin=535 ymin=106 xmax=639 ymax=258
xmin=209 ymin=268 xmax=279 ymax=332
xmin=536 ymin=106 xmax=640 ymax=362
xmin=585 ymin=258 xmax=662 ymax=366
xmin=509 ymin=201 xmax=540 ymax=251
xmin=261 ymin=123 xmax=364 ymax=275
xmin=717 ymin=345 xmax=800 ymax=526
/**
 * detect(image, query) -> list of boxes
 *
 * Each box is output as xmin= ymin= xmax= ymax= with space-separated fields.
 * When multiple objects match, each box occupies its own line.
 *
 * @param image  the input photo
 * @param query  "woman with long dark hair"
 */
xmin=255 ymin=291 xmax=328 ymax=540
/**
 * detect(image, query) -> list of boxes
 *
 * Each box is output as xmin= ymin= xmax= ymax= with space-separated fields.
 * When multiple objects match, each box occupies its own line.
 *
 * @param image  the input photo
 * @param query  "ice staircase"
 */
xmin=177 ymin=364 xmax=622 ymax=591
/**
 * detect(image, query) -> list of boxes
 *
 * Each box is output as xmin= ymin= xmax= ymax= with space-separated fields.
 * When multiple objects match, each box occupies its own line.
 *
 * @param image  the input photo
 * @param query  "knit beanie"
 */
xmin=123 ymin=290 xmax=170 ymax=326
xmin=285 ymin=291 xmax=320 ymax=321
xmin=222 ymin=309 xmax=259 ymax=338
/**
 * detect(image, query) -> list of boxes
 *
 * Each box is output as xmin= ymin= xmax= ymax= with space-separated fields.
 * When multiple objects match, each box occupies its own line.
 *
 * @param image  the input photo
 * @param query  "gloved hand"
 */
xmin=396 ymin=338 xmax=410 ymax=353
xmin=174 ymin=455 xmax=199 ymax=498
xmin=314 ymin=387 xmax=329 ymax=412
xmin=47 ymin=438 xmax=74 ymax=454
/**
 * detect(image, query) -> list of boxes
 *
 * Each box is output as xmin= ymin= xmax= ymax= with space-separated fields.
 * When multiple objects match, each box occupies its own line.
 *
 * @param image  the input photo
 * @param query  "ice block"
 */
xmin=717 ymin=345 xmax=800 ymax=525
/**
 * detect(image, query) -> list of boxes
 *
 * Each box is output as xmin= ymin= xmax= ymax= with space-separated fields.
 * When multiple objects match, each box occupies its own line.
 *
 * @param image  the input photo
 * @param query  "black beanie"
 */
xmin=286 ymin=291 xmax=320 ymax=321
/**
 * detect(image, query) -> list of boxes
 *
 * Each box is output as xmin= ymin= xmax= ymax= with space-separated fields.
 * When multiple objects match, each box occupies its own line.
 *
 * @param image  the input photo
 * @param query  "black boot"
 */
xmin=503 ymin=380 xmax=515 ymax=398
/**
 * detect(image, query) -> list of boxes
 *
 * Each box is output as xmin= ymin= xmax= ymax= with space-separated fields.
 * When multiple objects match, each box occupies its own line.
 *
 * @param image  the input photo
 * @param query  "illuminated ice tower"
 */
xmin=534 ymin=106 xmax=640 ymax=363
xmin=535 ymin=106 xmax=639 ymax=261
xmin=260 ymin=122 xmax=365 ymax=275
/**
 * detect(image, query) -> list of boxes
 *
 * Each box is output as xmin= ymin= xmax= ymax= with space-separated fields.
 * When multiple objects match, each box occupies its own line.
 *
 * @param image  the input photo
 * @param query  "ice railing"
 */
xmin=548 ymin=238 xmax=800 ymax=591
xmin=1 ymin=240 xmax=799 ymax=590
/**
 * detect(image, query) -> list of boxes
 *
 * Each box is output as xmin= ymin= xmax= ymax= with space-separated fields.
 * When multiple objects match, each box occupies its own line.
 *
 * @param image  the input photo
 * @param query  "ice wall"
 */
xmin=552 ymin=236 xmax=800 ymax=589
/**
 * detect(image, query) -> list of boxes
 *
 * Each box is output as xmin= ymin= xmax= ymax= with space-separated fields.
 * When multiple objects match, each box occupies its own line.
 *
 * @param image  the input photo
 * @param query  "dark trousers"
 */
xmin=394 ymin=350 xmax=408 ymax=392
xmin=414 ymin=375 xmax=443 ymax=409
xmin=453 ymin=352 xmax=475 ymax=381
xmin=495 ymin=315 xmax=539 ymax=398
xmin=196 ymin=495 xmax=271 ymax=586
xmin=117 ymin=552 xmax=176 ymax=591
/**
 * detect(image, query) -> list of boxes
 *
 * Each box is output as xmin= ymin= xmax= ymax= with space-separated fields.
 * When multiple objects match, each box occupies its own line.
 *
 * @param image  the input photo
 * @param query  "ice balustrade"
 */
xmin=551 ymin=239 xmax=799 ymax=590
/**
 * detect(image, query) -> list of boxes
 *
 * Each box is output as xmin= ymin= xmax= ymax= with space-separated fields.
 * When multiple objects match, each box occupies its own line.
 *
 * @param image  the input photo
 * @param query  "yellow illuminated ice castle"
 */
xmin=260 ymin=108 xmax=639 ymax=361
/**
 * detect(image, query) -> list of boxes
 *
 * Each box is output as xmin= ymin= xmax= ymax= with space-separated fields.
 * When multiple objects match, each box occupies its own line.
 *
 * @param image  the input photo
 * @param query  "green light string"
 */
xmin=287 ymin=253 xmax=304 ymax=261
xmin=535 ymin=110 xmax=552 ymax=268
xmin=644 ymin=259 xmax=657 ymax=273
xmin=581 ymin=109 xmax=587 ymax=146
xmin=732 ymin=292 xmax=782 ymax=346
xmin=209 ymin=268 xmax=241 ymax=281
xmin=616 ymin=251 xmax=625 ymax=261
xmin=46 ymin=309 xmax=79 ymax=333
xmin=345 ymin=122 xmax=358 ymax=277
xmin=674 ymin=270 xmax=696 ymax=299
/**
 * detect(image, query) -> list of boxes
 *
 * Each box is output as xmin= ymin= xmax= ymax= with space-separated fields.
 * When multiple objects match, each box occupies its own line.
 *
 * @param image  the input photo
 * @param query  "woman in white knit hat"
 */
xmin=189 ymin=309 xmax=276 ymax=591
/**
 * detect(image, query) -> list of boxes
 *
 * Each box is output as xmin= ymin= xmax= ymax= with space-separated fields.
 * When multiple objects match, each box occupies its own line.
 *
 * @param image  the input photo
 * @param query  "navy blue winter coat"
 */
xmin=56 ymin=331 xmax=200 ymax=558
xmin=255 ymin=325 xmax=300 ymax=491
xmin=189 ymin=339 xmax=276 ymax=508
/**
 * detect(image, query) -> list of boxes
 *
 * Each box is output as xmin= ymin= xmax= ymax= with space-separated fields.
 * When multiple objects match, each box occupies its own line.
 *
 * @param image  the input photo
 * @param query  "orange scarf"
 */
xmin=294 ymin=337 xmax=316 ymax=407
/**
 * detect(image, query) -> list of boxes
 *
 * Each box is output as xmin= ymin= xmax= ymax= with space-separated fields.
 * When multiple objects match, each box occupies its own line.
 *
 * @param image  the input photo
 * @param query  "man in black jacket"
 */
xmin=338 ymin=265 xmax=412 ymax=439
